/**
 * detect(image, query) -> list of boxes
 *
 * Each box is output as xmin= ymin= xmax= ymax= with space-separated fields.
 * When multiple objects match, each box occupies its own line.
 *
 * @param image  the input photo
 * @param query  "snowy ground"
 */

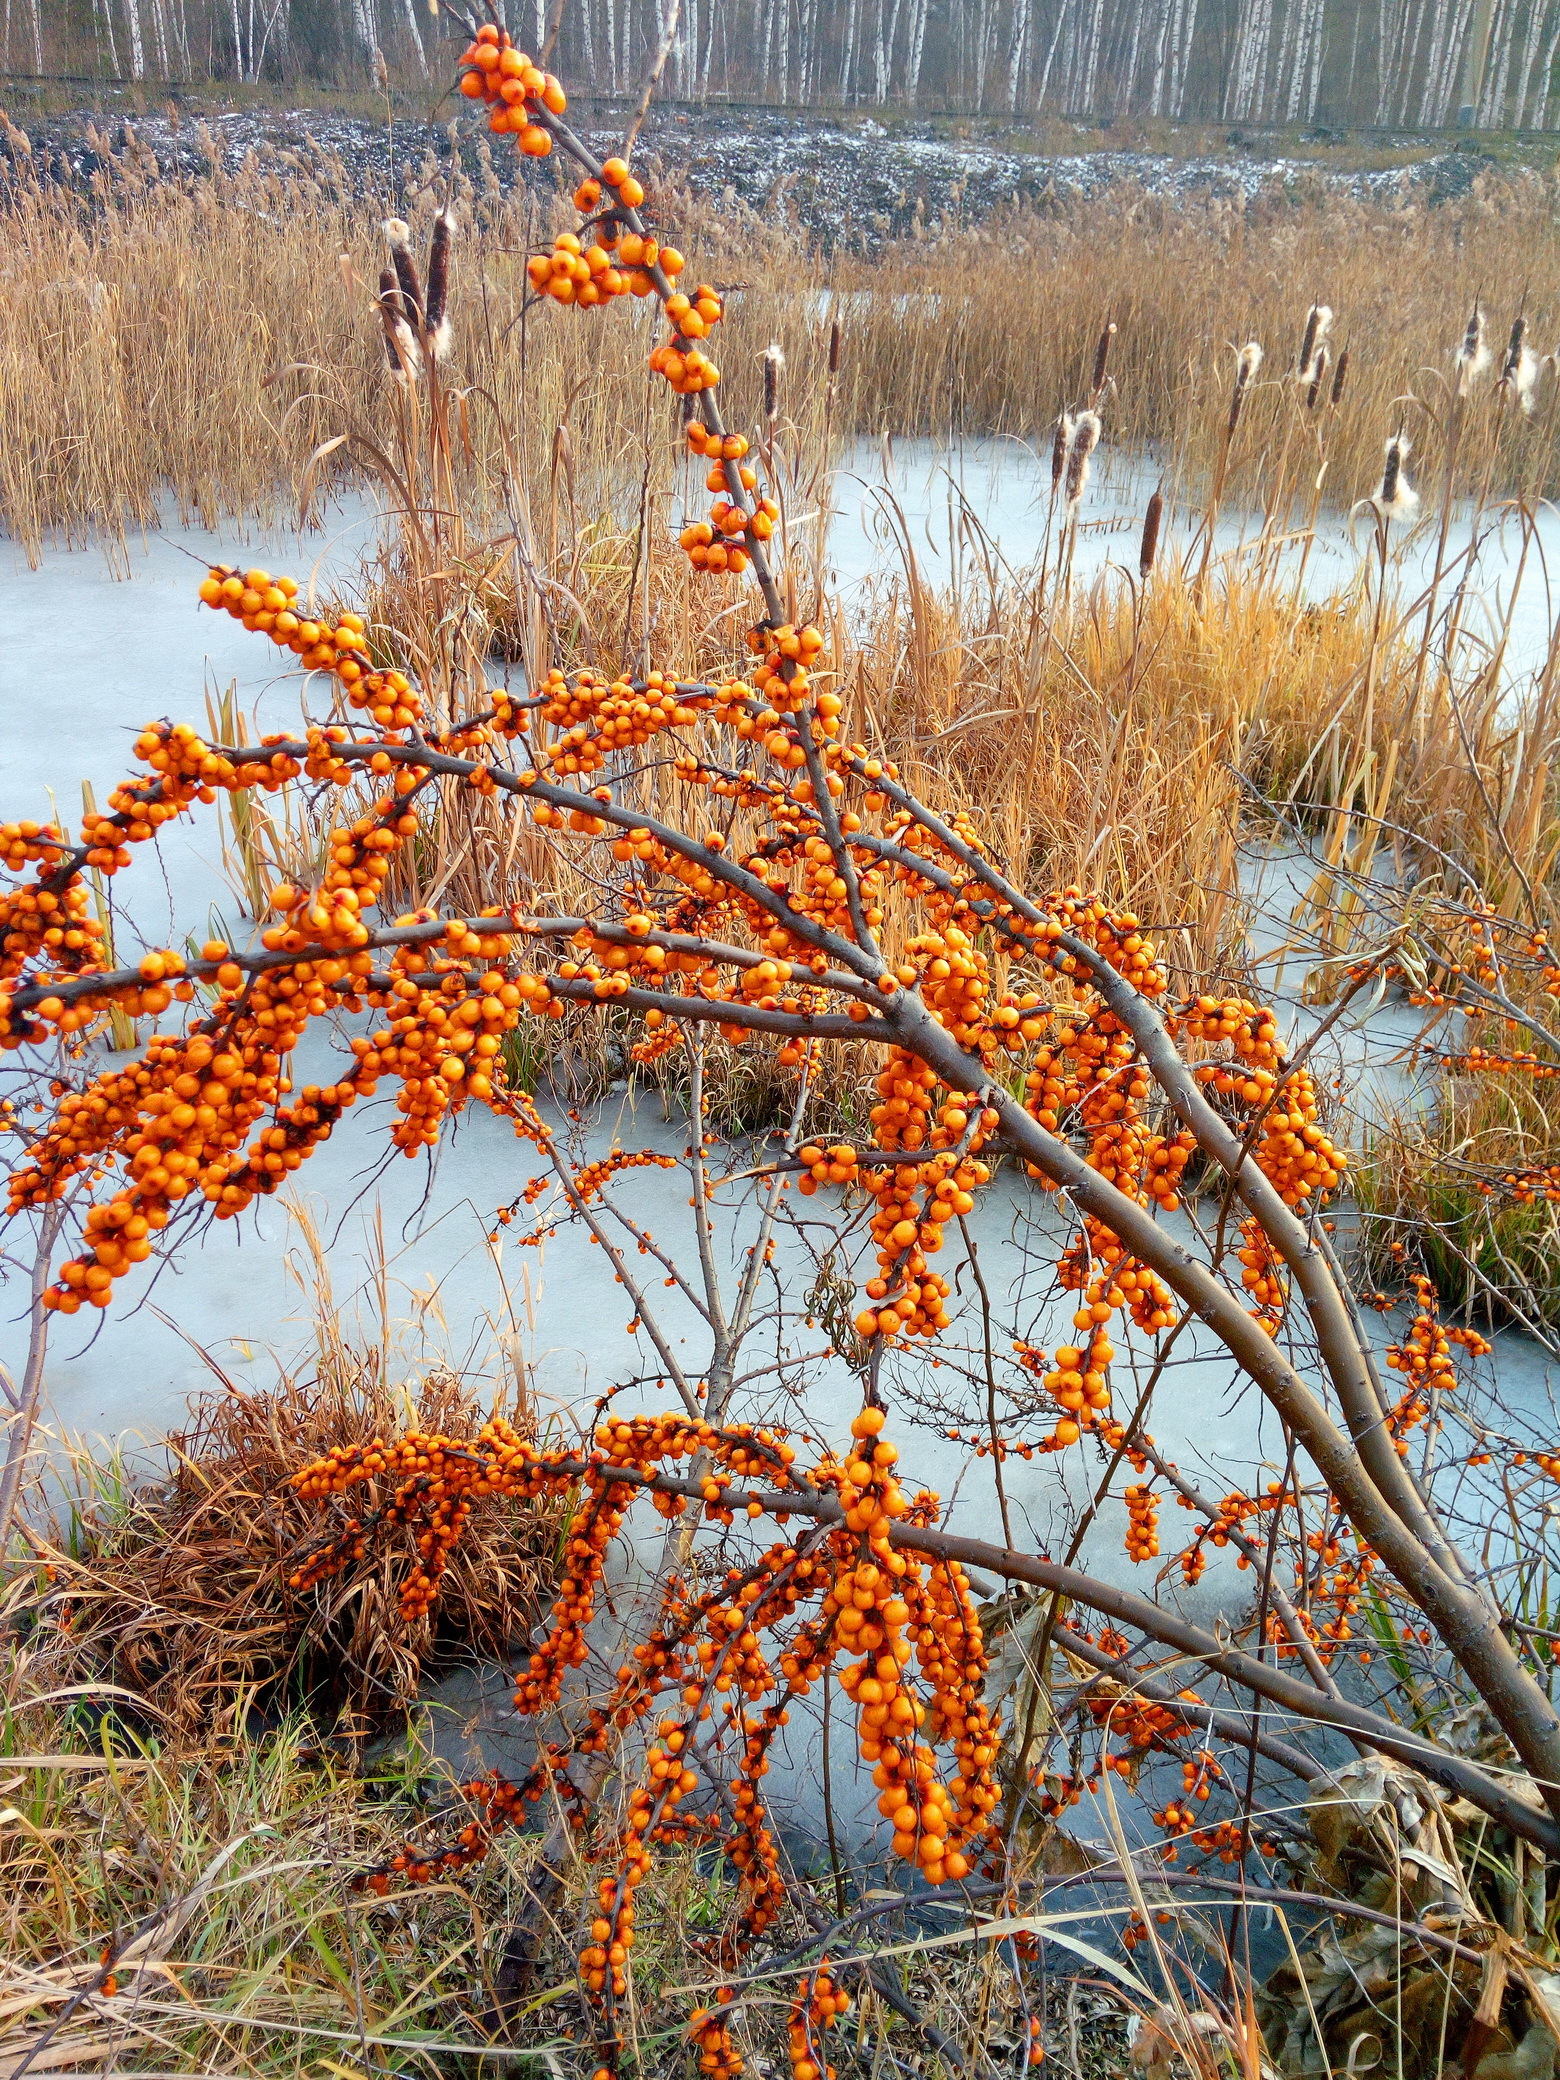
xmin=8 ymin=97 xmax=1522 ymax=244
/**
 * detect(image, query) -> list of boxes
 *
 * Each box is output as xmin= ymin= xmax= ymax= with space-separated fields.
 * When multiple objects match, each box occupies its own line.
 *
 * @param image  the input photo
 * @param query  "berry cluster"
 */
xmin=456 ymin=22 xmax=564 ymax=150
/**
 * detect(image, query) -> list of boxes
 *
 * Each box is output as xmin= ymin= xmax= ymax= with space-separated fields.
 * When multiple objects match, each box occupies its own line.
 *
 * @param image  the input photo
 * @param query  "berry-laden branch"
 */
xmin=6 ymin=25 xmax=1560 ymax=2069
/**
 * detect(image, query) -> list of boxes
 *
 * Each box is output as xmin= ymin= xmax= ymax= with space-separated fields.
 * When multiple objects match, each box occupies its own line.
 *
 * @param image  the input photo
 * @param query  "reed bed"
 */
xmin=5 ymin=125 xmax=1560 ymax=560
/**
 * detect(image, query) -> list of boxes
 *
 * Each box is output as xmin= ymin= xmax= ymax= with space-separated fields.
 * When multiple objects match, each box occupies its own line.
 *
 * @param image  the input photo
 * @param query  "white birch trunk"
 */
xmin=905 ymin=0 xmax=929 ymax=98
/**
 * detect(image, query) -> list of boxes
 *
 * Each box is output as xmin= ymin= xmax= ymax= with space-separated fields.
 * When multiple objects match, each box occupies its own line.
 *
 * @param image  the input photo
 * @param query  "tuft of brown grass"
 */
xmin=25 ymin=1327 xmax=561 ymax=1744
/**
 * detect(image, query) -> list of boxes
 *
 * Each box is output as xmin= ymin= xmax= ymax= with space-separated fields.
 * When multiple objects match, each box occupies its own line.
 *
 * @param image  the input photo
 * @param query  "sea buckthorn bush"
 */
xmin=5 ymin=32 xmax=1560 ymax=2079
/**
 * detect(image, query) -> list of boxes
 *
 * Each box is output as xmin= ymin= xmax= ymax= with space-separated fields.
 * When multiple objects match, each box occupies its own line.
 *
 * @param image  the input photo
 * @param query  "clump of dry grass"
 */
xmin=24 ymin=1329 xmax=561 ymax=1744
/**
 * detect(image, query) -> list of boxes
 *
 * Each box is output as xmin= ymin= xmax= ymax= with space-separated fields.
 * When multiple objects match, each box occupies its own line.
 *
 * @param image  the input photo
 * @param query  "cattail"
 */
xmin=384 ymin=218 xmax=424 ymax=327
xmin=1050 ymin=412 xmax=1071 ymax=493
xmin=764 ymin=343 xmax=784 ymax=423
xmin=1456 ymin=304 xmax=1489 ymax=398
xmin=1331 ymin=347 xmax=1350 ymax=408
xmin=1139 ymin=489 xmax=1163 ymax=578
xmin=1296 ymin=303 xmax=1332 ymax=381
xmin=1375 ymin=433 xmax=1418 ymax=519
xmin=1498 ymin=315 xmax=1528 ymax=407
xmin=1090 ymin=320 xmax=1117 ymax=402
xmin=828 ymin=319 xmax=842 ymax=377
xmin=1306 ymin=346 xmax=1330 ymax=412
xmin=377 ymin=265 xmax=420 ymax=380
xmin=1228 ymin=341 xmax=1263 ymax=437
xmin=1064 ymin=410 xmax=1101 ymax=513
xmin=425 ymin=209 xmax=455 ymax=360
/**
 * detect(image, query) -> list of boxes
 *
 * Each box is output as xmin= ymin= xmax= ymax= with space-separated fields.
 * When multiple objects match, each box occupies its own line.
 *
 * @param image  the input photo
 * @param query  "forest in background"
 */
xmin=3 ymin=0 xmax=1558 ymax=134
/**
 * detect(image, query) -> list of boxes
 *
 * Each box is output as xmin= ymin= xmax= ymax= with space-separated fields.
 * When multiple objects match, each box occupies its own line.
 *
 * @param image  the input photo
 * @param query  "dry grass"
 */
xmin=6 ymin=128 xmax=1560 ymax=563
xmin=16 ymin=1253 xmax=563 ymax=1744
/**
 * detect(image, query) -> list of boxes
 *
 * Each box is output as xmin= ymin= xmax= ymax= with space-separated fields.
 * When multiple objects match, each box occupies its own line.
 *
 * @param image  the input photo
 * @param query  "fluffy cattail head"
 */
xmin=1375 ymin=433 xmax=1417 ymax=519
xmin=1090 ymin=320 xmax=1117 ymax=402
xmin=377 ymin=265 xmax=421 ymax=381
xmin=1064 ymin=410 xmax=1101 ymax=512
xmin=1456 ymin=304 xmax=1489 ymax=397
xmin=425 ymin=209 xmax=456 ymax=359
xmin=1297 ymin=303 xmax=1332 ymax=381
xmin=763 ymin=343 xmax=784 ymax=422
xmin=1306 ymin=345 xmax=1330 ymax=412
xmin=1515 ymin=345 xmax=1541 ymax=415
xmin=1139 ymin=489 xmax=1163 ymax=579
xmin=1499 ymin=314 xmax=1526 ymax=392
xmin=384 ymin=217 xmax=424 ymax=327
xmin=1050 ymin=412 xmax=1072 ymax=492
xmin=1228 ymin=340 xmax=1263 ymax=436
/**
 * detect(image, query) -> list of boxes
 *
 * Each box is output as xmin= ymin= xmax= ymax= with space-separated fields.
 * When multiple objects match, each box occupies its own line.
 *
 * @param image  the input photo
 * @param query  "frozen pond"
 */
xmin=828 ymin=435 xmax=1560 ymax=685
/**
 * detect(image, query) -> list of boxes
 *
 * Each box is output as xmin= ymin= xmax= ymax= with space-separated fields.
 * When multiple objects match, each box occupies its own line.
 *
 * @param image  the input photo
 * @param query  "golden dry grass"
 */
xmin=4 ymin=128 xmax=1560 ymax=561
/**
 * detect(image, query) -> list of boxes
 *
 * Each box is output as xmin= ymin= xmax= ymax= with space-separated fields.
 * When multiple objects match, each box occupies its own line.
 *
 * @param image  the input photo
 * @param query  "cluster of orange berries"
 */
xmin=746 ymin=621 xmax=826 ymax=709
xmin=688 ymin=1999 xmax=744 ymax=2080
xmin=198 ymin=567 xmax=422 ymax=731
xmin=1182 ymin=995 xmax=1345 ymax=1207
xmin=456 ymin=24 xmax=565 ymax=149
xmin=651 ymin=333 xmax=721 ymax=395
xmin=787 ymin=1965 xmax=850 ymax=2080
xmin=282 ymin=1400 xmax=1002 ymax=2080
xmin=1124 ymin=1483 xmax=1159 ymax=1561
xmin=853 ymin=1141 xmax=993 ymax=1344
xmin=1384 ymin=1275 xmax=1491 ymax=1454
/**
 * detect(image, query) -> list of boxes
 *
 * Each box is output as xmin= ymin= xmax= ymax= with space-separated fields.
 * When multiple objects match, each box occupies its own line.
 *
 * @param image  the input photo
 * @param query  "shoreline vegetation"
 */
xmin=5 ymin=43 xmax=1560 ymax=2080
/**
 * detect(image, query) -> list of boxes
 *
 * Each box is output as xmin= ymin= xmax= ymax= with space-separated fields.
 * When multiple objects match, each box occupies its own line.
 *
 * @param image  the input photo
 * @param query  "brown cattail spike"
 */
xmin=1296 ymin=303 xmax=1331 ymax=382
xmin=1064 ymin=411 xmax=1101 ymax=512
xmin=764 ymin=344 xmax=784 ymax=422
xmin=1501 ymin=315 xmax=1526 ymax=387
xmin=1050 ymin=413 xmax=1070 ymax=492
xmin=828 ymin=320 xmax=842 ymax=378
xmin=426 ymin=210 xmax=456 ymax=359
xmin=1228 ymin=341 xmax=1263 ymax=438
xmin=1456 ymin=304 xmax=1489 ymax=397
xmin=1090 ymin=320 xmax=1117 ymax=403
xmin=1139 ymin=490 xmax=1163 ymax=579
xmin=384 ymin=218 xmax=425 ymax=326
xmin=1306 ymin=347 xmax=1329 ymax=412
xmin=1331 ymin=347 xmax=1350 ymax=408
xmin=377 ymin=266 xmax=420 ymax=380
xmin=1375 ymin=434 xmax=1417 ymax=519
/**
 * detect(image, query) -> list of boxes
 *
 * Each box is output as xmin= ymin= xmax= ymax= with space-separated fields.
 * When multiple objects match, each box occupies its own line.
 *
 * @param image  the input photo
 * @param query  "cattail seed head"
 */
xmin=1064 ymin=410 xmax=1101 ymax=512
xmin=377 ymin=266 xmax=421 ymax=381
xmin=425 ymin=209 xmax=456 ymax=360
xmin=1090 ymin=320 xmax=1117 ymax=402
xmin=1050 ymin=412 xmax=1071 ymax=492
xmin=1297 ymin=304 xmax=1332 ymax=381
xmin=1306 ymin=345 xmax=1330 ymax=412
xmin=1331 ymin=346 xmax=1350 ymax=408
xmin=1499 ymin=314 xmax=1526 ymax=393
xmin=828 ymin=319 xmax=843 ymax=378
xmin=1228 ymin=340 xmax=1263 ymax=437
xmin=384 ymin=217 xmax=424 ymax=326
xmin=1456 ymin=304 xmax=1489 ymax=397
xmin=764 ymin=344 xmax=784 ymax=422
xmin=1139 ymin=489 xmax=1163 ymax=579
xmin=1375 ymin=433 xmax=1417 ymax=519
